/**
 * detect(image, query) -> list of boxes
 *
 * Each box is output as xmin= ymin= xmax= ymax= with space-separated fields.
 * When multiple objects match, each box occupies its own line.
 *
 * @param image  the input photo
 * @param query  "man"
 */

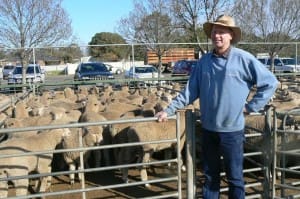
xmin=156 ymin=15 xmax=278 ymax=199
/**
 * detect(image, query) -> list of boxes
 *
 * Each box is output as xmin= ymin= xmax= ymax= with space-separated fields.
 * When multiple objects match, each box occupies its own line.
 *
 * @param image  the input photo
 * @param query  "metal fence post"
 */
xmin=272 ymin=107 xmax=278 ymax=198
xmin=185 ymin=109 xmax=196 ymax=199
xmin=264 ymin=105 xmax=273 ymax=198
xmin=78 ymin=128 xmax=86 ymax=199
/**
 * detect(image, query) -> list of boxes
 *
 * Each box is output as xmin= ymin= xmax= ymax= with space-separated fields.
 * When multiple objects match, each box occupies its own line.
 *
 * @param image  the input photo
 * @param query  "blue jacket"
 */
xmin=165 ymin=47 xmax=278 ymax=132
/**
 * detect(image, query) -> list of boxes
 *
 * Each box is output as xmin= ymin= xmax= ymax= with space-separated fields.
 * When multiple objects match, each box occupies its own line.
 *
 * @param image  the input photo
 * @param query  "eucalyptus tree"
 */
xmin=0 ymin=0 xmax=72 ymax=85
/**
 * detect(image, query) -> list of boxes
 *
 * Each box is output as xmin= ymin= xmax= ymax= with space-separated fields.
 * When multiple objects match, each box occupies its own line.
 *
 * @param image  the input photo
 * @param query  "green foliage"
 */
xmin=35 ymin=44 xmax=82 ymax=64
xmin=88 ymin=32 xmax=129 ymax=61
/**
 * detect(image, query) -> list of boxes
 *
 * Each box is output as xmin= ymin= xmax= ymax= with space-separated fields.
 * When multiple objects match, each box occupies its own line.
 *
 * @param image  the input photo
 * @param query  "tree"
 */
xmin=118 ymin=0 xmax=179 ymax=73
xmin=169 ymin=0 xmax=233 ymax=54
xmin=232 ymin=0 xmax=300 ymax=72
xmin=88 ymin=32 xmax=128 ymax=61
xmin=0 ymin=0 xmax=72 ymax=86
xmin=36 ymin=43 xmax=83 ymax=64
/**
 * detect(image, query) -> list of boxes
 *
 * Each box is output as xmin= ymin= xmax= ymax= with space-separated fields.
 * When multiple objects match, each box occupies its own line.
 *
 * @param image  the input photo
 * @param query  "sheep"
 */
xmin=49 ymin=98 xmax=83 ymax=111
xmin=104 ymin=102 xmax=141 ymax=116
xmin=99 ymin=87 xmax=114 ymax=104
xmin=25 ymin=95 xmax=49 ymax=116
xmin=141 ymin=101 xmax=165 ymax=117
xmin=126 ymin=94 xmax=144 ymax=106
xmin=100 ymin=110 xmax=123 ymax=120
xmin=90 ymin=85 xmax=100 ymax=95
xmin=78 ymin=86 xmax=89 ymax=97
xmin=141 ymin=102 xmax=157 ymax=117
xmin=64 ymin=87 xmax=77 ymax=102
xmin=116 ymin=110 xmax=187 ymax=187
xmin=82 ymin=95 xmax=105 ymax=113
xmin=243 ymin=113 xmax=300 ymax=178
xmin=62 ymin=111 xmax=107 ymax=185
xmin=4 ymin=106 xmax=70 ymax=140
xmin=12 ymin=101 xmax=29 ymax=119
xmin=0 ymin=128 xmax=71 ymax=198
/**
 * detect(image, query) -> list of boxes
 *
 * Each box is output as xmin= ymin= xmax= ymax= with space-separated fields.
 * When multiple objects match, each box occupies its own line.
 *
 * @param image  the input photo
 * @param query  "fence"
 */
xmin=0 ymin=79 xmax=299 ymax=198
xmin=272 ymin=107 xmax=300 ymax=198
xmin=0 ymin=106 xmax=188 ymax=199
xmin=0 ymin=42 xmax=299 ymax=75
xmin=0 ymin=42 xmax=299 ymax=198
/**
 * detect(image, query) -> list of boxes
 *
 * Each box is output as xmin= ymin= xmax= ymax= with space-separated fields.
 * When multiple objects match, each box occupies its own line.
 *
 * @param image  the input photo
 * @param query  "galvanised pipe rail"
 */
xmin=0 ymin=113 xmax=184 ymax=199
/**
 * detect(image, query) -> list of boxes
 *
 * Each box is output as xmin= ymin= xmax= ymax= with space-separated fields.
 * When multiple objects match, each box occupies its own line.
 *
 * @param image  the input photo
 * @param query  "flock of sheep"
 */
xmin=0 ymin=78 xmax=299 ymax=198
xmin=0 ymin=83 xmax=197 ymax=197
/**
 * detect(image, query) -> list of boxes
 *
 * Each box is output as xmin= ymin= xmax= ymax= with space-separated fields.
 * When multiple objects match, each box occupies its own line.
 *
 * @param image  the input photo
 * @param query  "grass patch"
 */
xmin=46 ymin=70 xmax=66 ymax=76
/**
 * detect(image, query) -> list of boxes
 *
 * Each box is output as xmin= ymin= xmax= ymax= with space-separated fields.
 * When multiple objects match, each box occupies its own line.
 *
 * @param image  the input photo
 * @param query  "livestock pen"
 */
xmin=0 ymin=78 xmax=299 ymax=198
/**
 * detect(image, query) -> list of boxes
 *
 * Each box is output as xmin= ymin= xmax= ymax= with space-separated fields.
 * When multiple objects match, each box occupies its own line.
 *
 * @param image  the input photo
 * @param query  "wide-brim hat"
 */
xmin=203 ymin=15 xmax=241 ymax=44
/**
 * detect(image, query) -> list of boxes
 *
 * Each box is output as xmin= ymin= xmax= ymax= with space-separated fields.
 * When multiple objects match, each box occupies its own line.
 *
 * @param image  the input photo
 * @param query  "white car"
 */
xmin=125 ymin=65 xmax=165 ymax=86
xmin=8 ymin=64 xmax=45 ymax=84
xmin=104 ymin=63 xmax=123 ymax=75
xmin=258 ymin=57 xmax=300 ymax=73
xmin=2 ymin=64 xmax=15 ymax=80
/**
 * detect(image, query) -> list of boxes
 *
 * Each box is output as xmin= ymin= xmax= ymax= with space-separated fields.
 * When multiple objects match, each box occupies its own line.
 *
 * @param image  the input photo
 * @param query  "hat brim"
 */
xmin=203 ymin=22 xmax=241 ymax=44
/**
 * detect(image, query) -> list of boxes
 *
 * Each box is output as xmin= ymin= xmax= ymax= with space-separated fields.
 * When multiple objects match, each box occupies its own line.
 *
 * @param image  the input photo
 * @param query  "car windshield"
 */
xmin=4 ymin=65 xmax=14 ymax=70
xmin=266 ymin=59 xmax=282 ymax=66
xmin=135 ymin=67 xmax=157 ymax=73
xmin=13 ymin=67 xmax=22 ymax=74
xmin=27 ymin=66 xmax=41 ymax=73
xmin=81 ymin=63 xmax=108 ymax=72
xmin=281 ymin=58 xmax=296 ymax=65
xmin=13 ymin=66 xmax=41 ymax=74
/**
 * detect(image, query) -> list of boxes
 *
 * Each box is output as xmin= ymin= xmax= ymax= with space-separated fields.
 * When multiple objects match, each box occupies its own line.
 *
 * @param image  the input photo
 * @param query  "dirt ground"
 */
xmin=7 ymin=162 xmax=300 ymax=198
xmin=7 ymin=163 xmax=282 ymax=199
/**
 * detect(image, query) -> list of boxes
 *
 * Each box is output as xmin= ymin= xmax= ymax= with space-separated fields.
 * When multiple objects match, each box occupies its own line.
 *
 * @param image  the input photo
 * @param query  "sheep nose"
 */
xmin=96 ymin=135 xmax=103 ymax=143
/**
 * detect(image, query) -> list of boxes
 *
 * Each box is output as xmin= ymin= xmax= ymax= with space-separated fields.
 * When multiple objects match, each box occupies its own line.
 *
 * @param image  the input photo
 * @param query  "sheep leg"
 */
xmin=140 ymin=152 xmax=151 ymax=188
xmin=93 ymin=149 xmax=102 ymax=167
xmin=46 ymin=164 xmax=53 ymax=190
xmin=121 ymin=168 xmax=129 ymax=183
xmin=33 ymin=166 xmax=52 ymax=192
xmin=164 ymin=149 xmax=174 ymax=168
xmin=0 ymin=177 xmax=8 ymax=198
xmin=103 ymin=149 xmax=111 ymax=166
xmin=34 ymin=176 xmax=48 ymax=195
xmin=14 ymin=179 xmax=29 ymax=196
xmin=69 ymin=163 xmax=76 ymax=185
xmin=36 ymin=166 xmax=52 ymax=194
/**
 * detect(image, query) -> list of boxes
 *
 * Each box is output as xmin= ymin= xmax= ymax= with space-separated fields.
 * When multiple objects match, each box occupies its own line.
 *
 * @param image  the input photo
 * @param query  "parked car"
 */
xmin=2 ymin=64 xmax=15 ymax=80
xmin=125 ymin=65 xmax=165 ymax=86
xmin=74 ymin=62 xmax=114 ymax=81
xmin=258 ymin=57 xmax=300 ymax=73
xmin=104 ymin=63 xmax=123 ymax=75
xmin=7 ymin=64 xmax=45 ymax=84
xmin=171 ymin=60 xmax=198 ymax=76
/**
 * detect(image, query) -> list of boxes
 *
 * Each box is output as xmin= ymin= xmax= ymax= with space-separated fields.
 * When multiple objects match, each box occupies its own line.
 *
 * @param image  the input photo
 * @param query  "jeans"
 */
xmin=201 ymin=128 xmax=245 ymax=199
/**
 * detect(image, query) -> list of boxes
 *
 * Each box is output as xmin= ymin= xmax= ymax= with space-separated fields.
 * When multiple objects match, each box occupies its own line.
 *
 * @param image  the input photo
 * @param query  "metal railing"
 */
xmin=0 ymin=111 xmax=188 ymax=199
xmin=272 ymin=108 xmax=300 ymax=199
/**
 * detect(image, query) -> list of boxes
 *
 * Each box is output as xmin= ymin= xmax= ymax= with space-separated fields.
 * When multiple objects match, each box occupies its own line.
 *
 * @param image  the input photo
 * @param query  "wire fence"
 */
xmin=0 ymin=42 xmax=299 ymax=75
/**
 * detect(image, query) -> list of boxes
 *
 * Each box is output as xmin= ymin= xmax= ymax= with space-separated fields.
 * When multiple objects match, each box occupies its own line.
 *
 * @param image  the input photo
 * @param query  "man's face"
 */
xmin=211 ymin=25 xmax=233 ymax=50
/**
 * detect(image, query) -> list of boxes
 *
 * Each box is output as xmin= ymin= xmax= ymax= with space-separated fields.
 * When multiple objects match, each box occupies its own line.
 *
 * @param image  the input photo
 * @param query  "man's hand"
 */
xmin=155 ymin=111 xmax=168 ymax=122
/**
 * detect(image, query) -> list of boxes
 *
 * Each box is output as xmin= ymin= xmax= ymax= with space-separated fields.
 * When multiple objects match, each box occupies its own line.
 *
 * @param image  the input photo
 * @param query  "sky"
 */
xmin=62 ymin=0 xmax=134 ymax=45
